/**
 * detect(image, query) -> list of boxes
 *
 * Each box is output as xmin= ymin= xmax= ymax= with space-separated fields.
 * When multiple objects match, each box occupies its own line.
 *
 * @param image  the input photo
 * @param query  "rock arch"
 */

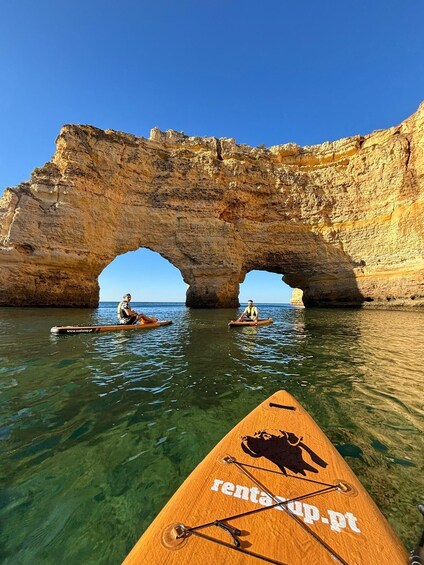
xmin=98 ymin=247 xmax=187 ymax=301
xmin=0 ymin=103 xmax=423 ymax=308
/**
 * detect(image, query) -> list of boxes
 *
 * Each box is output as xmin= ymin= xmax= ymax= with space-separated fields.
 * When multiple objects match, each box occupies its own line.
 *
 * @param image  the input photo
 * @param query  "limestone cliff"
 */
xmin=290 ymin=289 xmax=304 ymax=307
xmin=0 ymin=103 xmax=423 ymax=308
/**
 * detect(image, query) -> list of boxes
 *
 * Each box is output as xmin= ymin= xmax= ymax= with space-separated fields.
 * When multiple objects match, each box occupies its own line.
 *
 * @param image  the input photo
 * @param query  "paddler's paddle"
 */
xmin=410 ymin=504 xmax=424 ymax=565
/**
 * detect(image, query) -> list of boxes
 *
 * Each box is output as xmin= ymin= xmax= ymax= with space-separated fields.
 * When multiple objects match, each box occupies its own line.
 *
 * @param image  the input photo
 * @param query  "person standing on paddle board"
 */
xmin=237 ymin=299 xmax=259 ymax=324
xmin=117 ymin=294 xmax=158 ymax=325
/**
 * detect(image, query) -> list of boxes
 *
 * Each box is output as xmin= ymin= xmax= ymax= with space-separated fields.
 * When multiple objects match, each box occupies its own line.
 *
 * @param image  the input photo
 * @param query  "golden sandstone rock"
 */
xmin=0 ymin=102 xmax=423 ymax=308
xmin=290 ymin=289 xmax=304 ymax=307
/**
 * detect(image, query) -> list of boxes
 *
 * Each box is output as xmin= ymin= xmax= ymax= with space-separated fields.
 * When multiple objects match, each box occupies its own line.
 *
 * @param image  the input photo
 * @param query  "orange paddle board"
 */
xmin=50 ymin=320 xmax=172 ymax=334
xmin=123 ymin=390 xmax=407 ymax=564
xmin=229 ymin=318 xmax=273 ymax=327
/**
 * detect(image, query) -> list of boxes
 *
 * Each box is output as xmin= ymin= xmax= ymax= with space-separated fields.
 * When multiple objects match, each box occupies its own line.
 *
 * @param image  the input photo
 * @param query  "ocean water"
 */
xmin=0 ymin=303 xmax=423 ymax=564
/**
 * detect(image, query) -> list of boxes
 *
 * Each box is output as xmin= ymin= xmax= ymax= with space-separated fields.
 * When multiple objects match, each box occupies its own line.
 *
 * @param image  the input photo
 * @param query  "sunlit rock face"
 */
xmin=0 ymin=103 xmax=423 ymax=308
xmin=290 ymin=289 xmax=304 ymax=307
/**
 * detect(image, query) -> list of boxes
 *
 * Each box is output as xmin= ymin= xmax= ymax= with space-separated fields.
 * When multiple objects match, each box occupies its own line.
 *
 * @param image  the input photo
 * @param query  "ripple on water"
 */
xmin=0 ymin=304 xmax=423 ymax=563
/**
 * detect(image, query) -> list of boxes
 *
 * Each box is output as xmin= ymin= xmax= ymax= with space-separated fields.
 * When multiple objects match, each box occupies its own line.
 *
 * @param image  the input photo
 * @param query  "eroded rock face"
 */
xmin=0 ymin=103 xmax=423 ymax=308
xmin=290 ymin=289 xmax=304 ymax=307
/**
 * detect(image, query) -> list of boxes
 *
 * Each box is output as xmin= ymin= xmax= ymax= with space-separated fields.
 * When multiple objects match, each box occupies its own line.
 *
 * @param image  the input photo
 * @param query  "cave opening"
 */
xmin=238 ymin=270 xmax=294 ymax=305
xmin=98 ymin=248 xmax=187 ymax=303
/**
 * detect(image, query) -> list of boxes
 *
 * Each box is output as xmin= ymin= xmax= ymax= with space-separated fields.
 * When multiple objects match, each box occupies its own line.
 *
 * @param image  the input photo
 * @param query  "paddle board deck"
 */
xmin=123 ymin=390 xmax=407 ymax=564
xmin=229 ymin=318 xmax=273 ymax=327
xmin=50 ymin=320 xmax=172 ymax=334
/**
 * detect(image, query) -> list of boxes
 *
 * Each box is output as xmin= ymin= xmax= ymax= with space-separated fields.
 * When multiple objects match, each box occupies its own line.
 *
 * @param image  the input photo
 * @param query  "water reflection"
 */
xmin=0 ymin=304 xmax=423 ymax=564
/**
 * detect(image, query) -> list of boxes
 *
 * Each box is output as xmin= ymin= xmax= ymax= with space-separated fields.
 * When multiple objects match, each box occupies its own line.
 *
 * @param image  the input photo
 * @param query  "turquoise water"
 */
xmin=0 ymin=303 xmax=423 ymax=564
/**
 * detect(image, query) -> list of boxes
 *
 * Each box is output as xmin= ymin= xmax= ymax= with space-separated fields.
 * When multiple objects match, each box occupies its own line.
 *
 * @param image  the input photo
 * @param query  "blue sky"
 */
xmin=1 ymin=1 xmax=423 ymax=302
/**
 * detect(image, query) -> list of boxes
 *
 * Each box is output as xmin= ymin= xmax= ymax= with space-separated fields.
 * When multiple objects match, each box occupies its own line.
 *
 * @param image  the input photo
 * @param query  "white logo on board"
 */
xmin=211 ymin=478 xmax=361 ymax=534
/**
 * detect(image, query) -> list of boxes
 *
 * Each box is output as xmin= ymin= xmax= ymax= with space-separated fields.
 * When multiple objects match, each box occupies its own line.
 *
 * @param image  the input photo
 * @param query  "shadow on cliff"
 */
xmin=242 ymin=230 xmax=370 ymax=309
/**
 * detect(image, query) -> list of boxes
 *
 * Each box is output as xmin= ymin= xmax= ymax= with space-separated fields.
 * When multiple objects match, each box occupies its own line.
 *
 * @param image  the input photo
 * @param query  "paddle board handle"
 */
xmin=213 ymin=521 xmax=242 ymax=547
xmin=269 ymin=402 xmax=296 ymax=411
xmin=178 ymin=519 xmax=242 ymax=548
